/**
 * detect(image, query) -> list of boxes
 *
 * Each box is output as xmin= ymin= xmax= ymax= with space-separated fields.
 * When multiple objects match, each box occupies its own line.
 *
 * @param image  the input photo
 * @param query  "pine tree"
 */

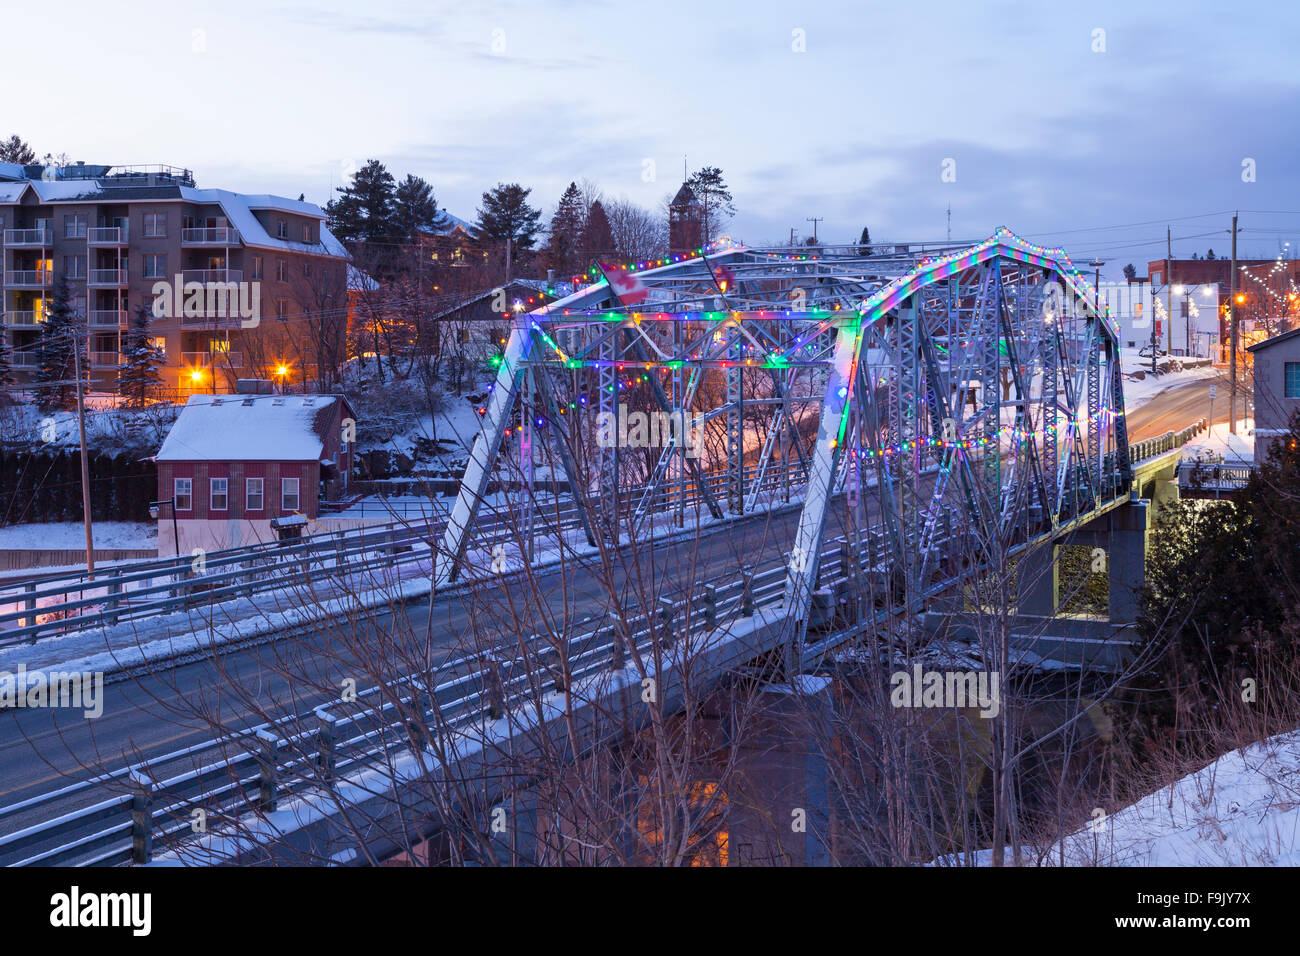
xmin=393 ymin=174 xmax=449 ymax=238
xmin=547 ymin=182 xmax=586 ymax=275
xmin=117 ymin=306 xmax=164 ymax=409
xmin=33 ymin=274 xmax=80 ymax=413
xmin=858 ymin=227 xmax=872 ymax=256
xmin=685 ymin=166 xmax=735 ymax=246
xmin=325 ymin=160 xmax=400 ymax=244
xmin=0 ymin=336 xmax=13 ymax=397
xmin=473 ymin=183 xmax=542 ymax=251
xmin=1123 ymin=263 xmax=1137 ymax=282
xmin=0 ymin=134 xmax=36 ymax=164
xmin=581 ymin=199 xmax=615 ymax=261
xmin=1206 ymin=249 xmax=1217 ymax=260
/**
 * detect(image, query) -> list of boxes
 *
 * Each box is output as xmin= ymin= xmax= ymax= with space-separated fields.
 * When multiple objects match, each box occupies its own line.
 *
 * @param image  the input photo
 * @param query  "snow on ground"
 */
xmin=935 ymin=730 xmax=1300 ymax=866
xmin=1121 ymin=357 xmax=1220 ymax=410
xmin=1180 ymin=420 xmax=1255 ymax=465
xmin=0 ymin=521 xmax=156 ymax=551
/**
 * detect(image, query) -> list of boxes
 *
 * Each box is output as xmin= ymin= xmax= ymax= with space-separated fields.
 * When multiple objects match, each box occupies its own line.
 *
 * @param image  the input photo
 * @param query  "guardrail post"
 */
xmin=482 ymin=654 xmax=506 ymax=720
xmin=604 ymin=625 xmax=624 ymax=671
xmin=315 ymin=707 xmax=339 ymax=781
xmin=658 ymin=596 xmax=675 ymax=649
xmin=839 ymin=539 xmax=852 ymax=584
xmin=129 ymin=769 xmax=153 ymax=864
xmin=255 ymin=729 xmax=280 ymax=811
xmin=104 ymin=571 xmax=122 ymax=626
xmin=22 ymin=582 xmax=36 ymax=630
xmin=741 ymin=565 xmax=755 ymax=617
xmin=703 ymin=584 xmax=717 ymax=628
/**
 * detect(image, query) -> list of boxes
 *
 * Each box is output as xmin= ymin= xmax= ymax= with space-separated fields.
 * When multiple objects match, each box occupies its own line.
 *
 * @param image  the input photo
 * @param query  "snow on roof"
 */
xmin=156 ymin=394 xmax=341 ymax=462
xmin=0 ymin=182 xmax=28 ymax=202
xmin=31 ymin=180 xmax=104 ymax=201
xmin=348 ymin=264 xmax=379 ymax=292
xmin=179 ymin=187 xmax=347 ymax=257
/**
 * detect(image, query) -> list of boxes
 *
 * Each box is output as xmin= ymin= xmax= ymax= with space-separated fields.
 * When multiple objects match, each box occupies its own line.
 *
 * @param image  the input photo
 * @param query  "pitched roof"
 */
xmin=156 ymin=394 xmax=346 ymax=462
xmin=1247 ymin=326 xmax=1300 ymax=353
xmin=670 ymin=182 xmax=699 ymax=206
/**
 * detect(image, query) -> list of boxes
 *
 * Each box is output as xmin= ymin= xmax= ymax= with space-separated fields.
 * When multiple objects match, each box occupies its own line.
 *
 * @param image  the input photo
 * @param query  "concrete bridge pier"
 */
xmin=1072 ymin=497 xmax=1150 ymax=625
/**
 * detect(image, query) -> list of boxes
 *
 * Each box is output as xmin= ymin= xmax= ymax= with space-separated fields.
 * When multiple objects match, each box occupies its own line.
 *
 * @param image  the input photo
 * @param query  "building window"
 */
xmin=210 ymin=477 xmax=228 ymax=510
xmin=304 ymin=262 xmax=312 ymax=278
xmin=174 ymin=478 xmax=193 ymax=511
xmin=1286 ymin=362 xmax=1300 ymax=399
xmin=302 ymin=223 xmax=312 ymax=243
xmin=143 ymin=254 xmax=167 ymax=279
xmin=143 ymin=213 xmax=167 ymax=238
xmin=276 ymin=258 xmax=287 ymax=282
xmin=277 ymin=219 xmax=288 ymax=239
xmin=276 ymin=298 xmax=288 ymax=320
xmin=65 ymin=254 xmax=87 ymax=279
xmin=251 ymin=256 xmax=263 ymax=280
xmin=246 ymin=477 xmax=264 ymax=511
xmin=64 ymin=214 xmax=87 ymax=239
xmin=281 ymin=477 xmax=300 ymax=512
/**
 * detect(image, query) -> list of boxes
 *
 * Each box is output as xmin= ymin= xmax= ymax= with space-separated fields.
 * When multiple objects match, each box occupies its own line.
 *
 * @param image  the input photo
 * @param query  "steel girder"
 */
xmin=433 ymin=230 xmax=1132 ymax=627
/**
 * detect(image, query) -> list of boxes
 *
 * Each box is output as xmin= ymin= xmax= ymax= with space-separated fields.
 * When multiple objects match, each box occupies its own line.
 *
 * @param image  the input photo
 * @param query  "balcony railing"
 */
xmin=3 ymin=227 xmax=53 ymax=246
xmin=89 ymin=268 xmax=129 ymax=286
xmin=182 ymin=227 xmax=240 ymax=245
xmin=3 ymin=311 xmax=39 ymax=326
xmin=181 ymin=268 xmax=243 ymax=284
xmin=90 ymin=309 xmax=129 ymax=328
xmin=4 ymin=270 xmax=53 ymax=287
xmin=90 ymin=351 xmax=121 ymax=369
xmin=88 ymin=226 xmax=129 ymax=245
xmin=11 ymin=352 xmax=37 ymax=368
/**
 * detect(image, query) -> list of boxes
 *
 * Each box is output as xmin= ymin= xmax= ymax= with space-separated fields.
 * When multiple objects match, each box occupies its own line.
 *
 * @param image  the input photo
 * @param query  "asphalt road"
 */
xmin=0 ymin=374 xmax=1220 ymax=837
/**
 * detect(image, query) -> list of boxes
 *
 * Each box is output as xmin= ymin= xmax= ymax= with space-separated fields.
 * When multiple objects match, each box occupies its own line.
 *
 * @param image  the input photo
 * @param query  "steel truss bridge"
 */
xmin=438 ymin=228 xmax=1133 ymax=638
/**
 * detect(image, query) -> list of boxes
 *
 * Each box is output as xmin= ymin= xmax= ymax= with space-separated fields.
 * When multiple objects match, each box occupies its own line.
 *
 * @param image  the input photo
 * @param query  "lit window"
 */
xmin=281 ymin=477 xmax=300 ymax=512
xmin=246 ymin=477 xmax=264 ymax=511
xmin=210 ymin=477 xmax=228 ymax=510
xmin=174 ymin=478 xmax=193 ymax=511
xmin=1285 ymin=362 xmax=1300 ymax=399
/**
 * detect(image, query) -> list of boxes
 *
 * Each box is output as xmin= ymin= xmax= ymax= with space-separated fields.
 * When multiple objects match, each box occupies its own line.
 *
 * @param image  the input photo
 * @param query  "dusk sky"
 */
xmin=6 ymin=0 xmax=1298 ymax=276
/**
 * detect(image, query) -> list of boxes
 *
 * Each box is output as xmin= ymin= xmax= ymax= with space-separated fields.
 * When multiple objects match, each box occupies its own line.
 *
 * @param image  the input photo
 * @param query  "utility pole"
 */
xmin=1230 ymin=213 xmax=1239 ymax=434
xmin=806 ymin=217 xmax=823 ymax=244
xmin=71 ymin=330 xmax=95 ymax=575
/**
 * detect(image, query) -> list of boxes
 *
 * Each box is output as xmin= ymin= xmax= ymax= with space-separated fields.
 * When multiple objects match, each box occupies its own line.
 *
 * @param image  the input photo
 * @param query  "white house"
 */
xmin=1099 ymin=281 xmax=1220 ymax=358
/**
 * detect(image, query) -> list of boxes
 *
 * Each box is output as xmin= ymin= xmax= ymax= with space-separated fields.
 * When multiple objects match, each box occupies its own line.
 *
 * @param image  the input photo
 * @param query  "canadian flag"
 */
xmin=599 ymin=262 xmax=649 ymax=305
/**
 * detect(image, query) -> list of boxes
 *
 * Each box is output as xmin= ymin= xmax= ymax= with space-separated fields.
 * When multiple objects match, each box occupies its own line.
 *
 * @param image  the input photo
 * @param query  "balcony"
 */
xmin=182 ymin=268 xmax=243 ymax=284
xmin=88 ymin=268 xmax=128 ymax=287
xmin=88 ymin=226 xmax=129 ymax=246
xmin=182 ymin=227 xmax=240 ymax=245
xmin=4 ymin=270 xmax=53 ymax=288
xmin=90 ymin=309 xmax=129 ymax=328
xmin=90 ymin=351 xmax=121 ymax=369
xmin=3 ymin=227 xmax=53 ymax=247
xmin=11 ymin=352 xmax=37 ymax=369
xmin=3 ymin=311 xmax=40 ymax=326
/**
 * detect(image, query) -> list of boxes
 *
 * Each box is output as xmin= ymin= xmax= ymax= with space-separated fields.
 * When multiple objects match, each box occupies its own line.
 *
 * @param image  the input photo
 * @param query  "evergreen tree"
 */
xmin=685 ymin=166 xmax=735 ymax=246
xmin=1206 ymin=248 xmax=1217 ymax=260
xmin=1122 ymin=263 xmax=1137 ymax=282
xmin=473 ymin=183 xmax=542 ymax=251
xmin=117 ymin=306 xmax=164 ymax=409
xmin=393 ymin=174 xmax=449 ymax=238
xmin=547 ymin=182 xmax=586 ymax=275
xmin=858 ymin=226 xmax=872 ymax=256
xmin=33 ymin=274 xmax=81 ymax=413
xmin=0 ymin=134 xmax=36 ymax=164
xmin=581 ymin=199 xmax=615 ymax=260
xmin=0 ymin=336 xmax=13 ymax=396
xmin=325 ymin=160 xmax=400 ymax=244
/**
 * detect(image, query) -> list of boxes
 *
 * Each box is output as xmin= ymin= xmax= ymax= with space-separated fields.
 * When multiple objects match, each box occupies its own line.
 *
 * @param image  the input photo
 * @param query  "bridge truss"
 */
xmin=435 ymin=228 xmax=1131 ymax=636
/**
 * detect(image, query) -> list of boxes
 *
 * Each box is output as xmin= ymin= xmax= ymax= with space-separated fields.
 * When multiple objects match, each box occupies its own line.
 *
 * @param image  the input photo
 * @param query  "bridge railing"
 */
xmin=0 ymin=459 xmax=809 ymax=647
xmin=1127 ymin=419 xmax=1207 ymax=465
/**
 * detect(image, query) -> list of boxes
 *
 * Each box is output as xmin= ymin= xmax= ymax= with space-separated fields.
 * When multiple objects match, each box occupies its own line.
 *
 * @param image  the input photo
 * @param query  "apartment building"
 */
xmin=0 ymin=161 xmax=349 ymax=394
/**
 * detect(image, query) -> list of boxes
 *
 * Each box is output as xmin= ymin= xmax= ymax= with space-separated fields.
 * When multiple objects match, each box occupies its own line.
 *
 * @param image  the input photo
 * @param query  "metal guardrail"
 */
xmin=0 ymin=460 xmax=800 ymax=647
